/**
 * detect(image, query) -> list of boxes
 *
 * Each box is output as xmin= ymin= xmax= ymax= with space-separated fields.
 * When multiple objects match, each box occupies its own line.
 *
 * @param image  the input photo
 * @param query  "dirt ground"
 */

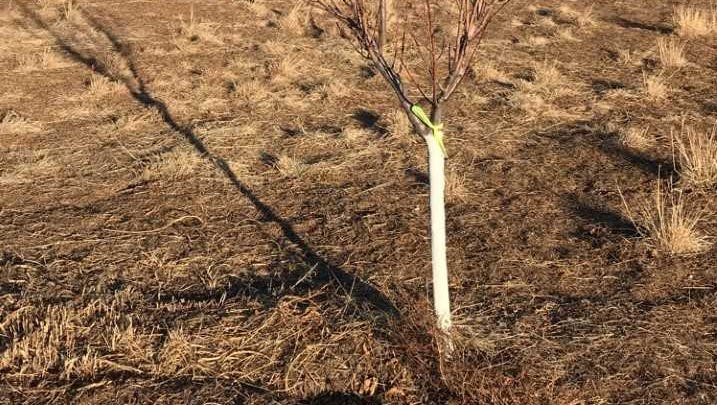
xmin=1 ymin=0 xmax=717 ymax=404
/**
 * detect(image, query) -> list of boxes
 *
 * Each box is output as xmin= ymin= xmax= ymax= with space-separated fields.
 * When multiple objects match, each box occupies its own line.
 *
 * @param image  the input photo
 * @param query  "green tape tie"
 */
xmin=411 ymin=105 xmax=447 ymax=158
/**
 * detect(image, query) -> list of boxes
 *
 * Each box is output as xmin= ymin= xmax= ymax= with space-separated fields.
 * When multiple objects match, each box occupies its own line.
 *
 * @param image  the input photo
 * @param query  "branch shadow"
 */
xmin=563 ymin=192 xmax=640 ymax=247
xmin=599 ymin=141 xmax=675 ymax=178
xmin=609 ymin=16 xmax=673 ymax=34
xmin=16 ymin=4 xmax=398 ymax=317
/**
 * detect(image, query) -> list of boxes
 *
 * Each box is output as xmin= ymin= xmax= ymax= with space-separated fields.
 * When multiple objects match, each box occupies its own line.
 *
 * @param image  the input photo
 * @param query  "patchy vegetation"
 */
xmin=1 ymin=0 xmax=716 ymax=404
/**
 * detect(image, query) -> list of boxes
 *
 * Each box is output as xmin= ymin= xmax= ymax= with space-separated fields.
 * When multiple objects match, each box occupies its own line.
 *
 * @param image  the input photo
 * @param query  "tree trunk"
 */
xmin=426 ymin=134 xmax=451 ymax=334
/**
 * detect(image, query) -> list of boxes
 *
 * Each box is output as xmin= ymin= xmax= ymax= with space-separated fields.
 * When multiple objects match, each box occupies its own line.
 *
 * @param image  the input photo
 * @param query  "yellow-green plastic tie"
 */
xmin=411 ymin=105 xmax=447 ymax=158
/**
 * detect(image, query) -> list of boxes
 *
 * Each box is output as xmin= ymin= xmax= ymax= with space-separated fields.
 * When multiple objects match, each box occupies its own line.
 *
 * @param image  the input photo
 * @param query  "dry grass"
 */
xmin=0 ymin=111 xmax=43 ymax=135
xmin=0 ymin=149 xmax=57 ymax=184
xmin=445 ymin=168 xmax=469 ymax=203
xmin=229 ymin=79 xmax=272 ymax=106
xmin=280 ymin=3 xmax=308 ymax=35
xmin=616 ymin=48 xmax=634 ymax=65
xmin=517 ymin=61 xmax=571 ymax=100
xmin=673 ymin=5 xmax=717 ymax=37
xmin=671 ymin=123 xmax=717 ymax=188
xmin=656 ymin=38 xmax=687 ymax=68
xmin=14 ymin=47 xmax=70 ymax=72
xmin=61 ymin=0 xmax=80 ymax=22
xmin=474 ymin=61 xmax=510 ymax=83
xmin=557 ymin=5 xmax=596 ymax=28
xmin=524 ymin=35 xmax=550 ymax=46
xmin=268 ymin=55 xmax=305 ymax=84
xmin=643 ymin=72 xmax=669 ymax=101
xmin=275 ymin=154 xmax=308 ymax=178
xmin=141 ymin=149 xmax=203 ymax=181
xmin=619 ymin=126 xmax=654 ymax=150
xmin=4 ymin=1 xmax=717 ymax=404
xmin=556 ymin=26 xmax=578 ymax=41
xmin=622 ymin=179 xmax=711 ymax=255
xmin=387 ymin=109 xmax=412 ymax=138
xmin=510 ymin=61 xmax=573 ymax=117
xmin=173 ymin=8 xmax=223 ymax=50
xmin=85 ymin=75 xmax=122 ymax=98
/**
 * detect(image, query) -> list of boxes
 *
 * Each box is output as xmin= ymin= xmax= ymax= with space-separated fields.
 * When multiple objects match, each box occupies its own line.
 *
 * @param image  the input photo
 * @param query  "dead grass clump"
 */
xmin=556 ymin=27 xmax=578 ymax=41
xmin=524 ymin=35 xmax=550 ymax=47
xmin=509 ymin=92 xmax=553 ymax=118
xmin=314 ymin=77 xmax=349 ymax=101
xmin=60 ymin=0 xmax=80 ymax=22
xmin=112 ymin=112 xmax=156 ymax=132
xmin=229 ymin=79 xmax=272 ymax=106
xmin=268 ymin=55 xmax=305 ymax=84
xmin=671 ymin=123 xmax=717 ymax=188
xmin=386 ymin=109 xmax=411 ymax=138
xmin=616 ymin=48 xmax=636 ymax=65
xmin=643 ymin=72 xmax=669 ymax=102
xmin=622 ymin=179 xmax=710 ymax=255
xmin=673 ymin=5 xmax=717 ymax=37
xmin=474 ymin=61 xmax=510 ymax=83
xmin=86 ymin=75 xmax=122 ymax=98
xmin=14 ymin=47 xmax=70 ymax=72
xmin=0 ymin=305 xmax=86 ymax=378
xmin=275 ymin=154 xmax=308 ymax=178
xmin=516 ymin=62 xmax=571 ymax=100
xmin=141 ymin=149 xmax=202 ymax=181
xmin=445 ymin=168 xmax=469 ymax=203
xmin=619 ymin=126 xmax=654 ymax=150
xmin=280 ymin=3 xmax=309 ymax=35
xmin=0 ymin=111 xmax=43 ymax=135
xmin=510 ymin=62 xmax=573 ymax=118
xmin=657 ymin=38 xmax=687 ymax=68
xmin=557 ymin=5 xmax=596 ymax=28
xmin=0 ymin=150 xmax=57 ymax=184
xmin=174 ymin=8 xmax=223 ymax=50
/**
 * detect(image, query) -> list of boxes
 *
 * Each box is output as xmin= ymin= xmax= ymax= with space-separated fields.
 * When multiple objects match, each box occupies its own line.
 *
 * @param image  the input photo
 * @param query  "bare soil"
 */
xmin=1 ymin=0 xmax=717 ymax=404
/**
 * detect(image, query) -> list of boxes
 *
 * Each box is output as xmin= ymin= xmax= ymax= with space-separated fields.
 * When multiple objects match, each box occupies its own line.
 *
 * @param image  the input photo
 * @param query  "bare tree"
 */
xmin=312 ymin=0 xmax=511 ymax=345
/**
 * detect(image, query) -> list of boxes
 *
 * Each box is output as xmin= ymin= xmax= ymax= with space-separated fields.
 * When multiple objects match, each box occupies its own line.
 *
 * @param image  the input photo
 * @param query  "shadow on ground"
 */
xmin=16 ymin=4 xmax=399 ymax=318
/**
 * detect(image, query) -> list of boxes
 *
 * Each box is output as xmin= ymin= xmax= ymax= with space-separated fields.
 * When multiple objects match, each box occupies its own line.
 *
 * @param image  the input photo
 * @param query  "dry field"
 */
xmin=1 ymin=0 xmax=717 ymax=404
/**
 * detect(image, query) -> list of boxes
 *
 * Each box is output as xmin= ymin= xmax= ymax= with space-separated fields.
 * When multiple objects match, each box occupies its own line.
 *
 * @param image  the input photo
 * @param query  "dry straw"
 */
xmin=621 ymin=178 xmax=710 ymax=255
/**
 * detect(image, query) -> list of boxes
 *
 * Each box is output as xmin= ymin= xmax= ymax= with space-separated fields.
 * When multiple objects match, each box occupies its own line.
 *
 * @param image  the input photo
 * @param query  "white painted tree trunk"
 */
xmin=426 ymin=135 xmax=452 ymax=334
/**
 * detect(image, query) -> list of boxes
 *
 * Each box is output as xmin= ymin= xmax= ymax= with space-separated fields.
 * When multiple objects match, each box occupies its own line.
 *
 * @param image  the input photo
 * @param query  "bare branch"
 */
xmin=313 ymin=0 xmax=511 ymax=131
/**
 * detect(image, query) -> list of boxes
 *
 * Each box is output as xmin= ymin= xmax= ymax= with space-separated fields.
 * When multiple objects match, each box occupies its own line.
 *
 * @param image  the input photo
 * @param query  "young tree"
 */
xmin=312 ymin=0 xmax=511 ymax=342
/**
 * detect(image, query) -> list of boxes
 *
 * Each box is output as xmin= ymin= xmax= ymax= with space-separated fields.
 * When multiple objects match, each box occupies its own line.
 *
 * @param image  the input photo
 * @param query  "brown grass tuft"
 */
xmin=474 ymin=61 xmax=510 ymax=83
xmin=275 ymin=154 xmax=308 ymax=178
xmin=0 ymin=111 xmax=43 ymax=135
xmin=173 ymin=8 xmax=223 ymax=50
xmin=280 ymin=3 xmax=309 ymax=35
xmin=656 ymin=38 xmax=687 ymax=68
xmin=557 ymin=5 xmax=596 ymax=28
xmin=671 ymin=123 xmax=717 ymax=188
xmin=141 ymin=149 xmax=202 ymax=181
xmin=14 ymin=47 xmax=70 ymax=72
xmin=386 ymin=109 xmax=412 ymax=138
xmin=643 ymin=72 xmax=669 ymax=101
xmin=445 ymin=167 xmax=469 ymax=203
xmin=0 ymin=149 xmax=57 ymax=184
xmin=622 ymin=179 xmax=711 ymax=255
xmin=619 ymin=126 xmax=654 ymax=150
xmin=673 ymin=5 xmax=717 ymax=37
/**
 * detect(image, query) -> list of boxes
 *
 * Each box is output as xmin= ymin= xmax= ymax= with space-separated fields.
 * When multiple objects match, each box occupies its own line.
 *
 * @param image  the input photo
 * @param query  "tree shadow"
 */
xmin=609 ymin=17 xmax=673 ymax=34
xmin=599 ymin=141 xmax=674 ymax=178
xmin=16 ymin=4 xmax=398 ymax=317
xmin=300 ymin=392 xmax=382 ymax=405
xmin=591 ymin=78 xmax=627 ymax=96
xmin=532 ymin=119 xmax=674 ymax=179
xmin=352 ymin=108 xmax=388 ymax=137
xmin=563 ymin=192 xmax=640 ymax=246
